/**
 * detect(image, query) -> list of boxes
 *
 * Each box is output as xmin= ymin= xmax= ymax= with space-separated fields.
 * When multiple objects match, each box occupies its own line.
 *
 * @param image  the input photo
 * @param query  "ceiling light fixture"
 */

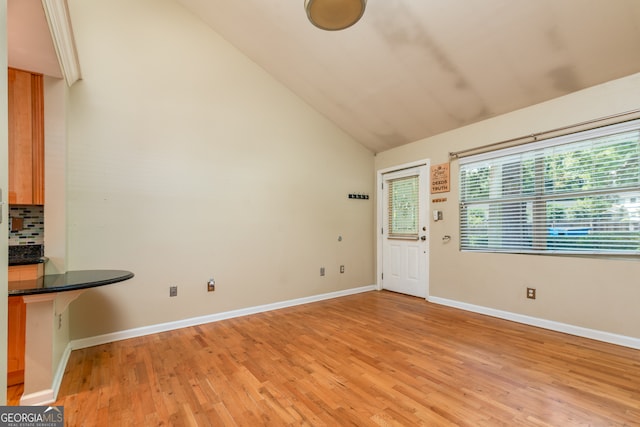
xmin=305 ymin=0 xmax=367 ymax=31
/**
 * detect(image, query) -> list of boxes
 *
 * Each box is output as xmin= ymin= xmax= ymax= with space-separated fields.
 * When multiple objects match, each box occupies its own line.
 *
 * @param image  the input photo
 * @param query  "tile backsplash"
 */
xmin=9 ymin=206 xmax=45 ymax=246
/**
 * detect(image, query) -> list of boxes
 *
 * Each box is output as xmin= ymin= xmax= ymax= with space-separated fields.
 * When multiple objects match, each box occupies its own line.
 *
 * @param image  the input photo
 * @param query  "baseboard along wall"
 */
xmin=429 ymin=296 xmax=640 ymax=350
xmin=50 ymin=286 xmax=639 ymax=403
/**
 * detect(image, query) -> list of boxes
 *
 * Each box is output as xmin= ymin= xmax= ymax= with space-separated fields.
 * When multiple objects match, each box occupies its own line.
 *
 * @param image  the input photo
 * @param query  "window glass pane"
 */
xmin=388 ymin=176 xmax=419 ymax=237
xmin=544 ymin=131 xmax=640 ymax=195
xmin=460 ymin=165 xmax=490 ymax=201
xmin=546 ymin=192 xmax=640 ymax=252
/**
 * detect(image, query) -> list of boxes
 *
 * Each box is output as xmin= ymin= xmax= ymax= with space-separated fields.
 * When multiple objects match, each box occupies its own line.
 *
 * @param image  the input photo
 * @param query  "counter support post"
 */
xmin=20 ymin=294 xmax=56 ymax=405
xmin=19 ymin=290 xmax=86 ymax=406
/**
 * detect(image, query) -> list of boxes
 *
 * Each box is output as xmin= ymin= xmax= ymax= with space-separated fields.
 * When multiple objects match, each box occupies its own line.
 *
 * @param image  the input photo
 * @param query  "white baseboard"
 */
xmin=49 ymin=287 xmax=636 ymax=404
xmin=51 ymin=342 xmax=73 ymax=402
xmin=20 ymin=342 xmax=72 ymax=406
xmin=20 ymin=389 xmax=55 ymax=406
xmin=71 ymin=285 xmax=377 ymax=350
xmin=429 ymin=296 xmax=640 ymax=350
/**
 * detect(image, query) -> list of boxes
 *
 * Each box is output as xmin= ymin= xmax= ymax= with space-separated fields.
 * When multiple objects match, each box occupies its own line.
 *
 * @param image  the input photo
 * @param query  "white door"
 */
xmin=381 ymin=165 xmax=429 ymax=298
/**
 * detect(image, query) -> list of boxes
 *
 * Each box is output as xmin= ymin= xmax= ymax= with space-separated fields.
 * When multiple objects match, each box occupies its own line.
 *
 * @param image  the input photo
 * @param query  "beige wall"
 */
xmin=376 ymin=72 xmax=640 ymax=339
xmin=65 ymin=0 xmax=375 ymax=339
xmin=1 ymin=0 xmax=8 ymax=404
xmin=44 ymin=77 xmax=68 ymax=276
xmin=44 ymin=76 xmax=70 ymax=379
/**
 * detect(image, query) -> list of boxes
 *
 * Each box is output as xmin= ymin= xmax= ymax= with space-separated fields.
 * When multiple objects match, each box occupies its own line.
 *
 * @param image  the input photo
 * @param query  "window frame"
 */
xmin=458 ymin=119 xmax=640 ymax=257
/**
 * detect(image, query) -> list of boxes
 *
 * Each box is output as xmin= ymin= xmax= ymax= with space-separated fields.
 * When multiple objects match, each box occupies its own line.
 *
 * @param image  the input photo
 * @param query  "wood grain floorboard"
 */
xmin=8 ymin=290 xmax=640 ymax=426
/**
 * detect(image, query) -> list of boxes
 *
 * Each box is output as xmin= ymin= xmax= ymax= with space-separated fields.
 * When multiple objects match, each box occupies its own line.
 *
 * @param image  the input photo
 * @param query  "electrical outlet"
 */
xmin=526 ymin=287 xmax=536 ymax=299
xmin=320 ymin=267 xmax=325 ymax=276
xmin=170 ymin=286 xmax=178 ymax=297
xmin=207 ymin=278 xmax=215 ymax=292
xmin=340 ymin=265 xmax=345 ymax=274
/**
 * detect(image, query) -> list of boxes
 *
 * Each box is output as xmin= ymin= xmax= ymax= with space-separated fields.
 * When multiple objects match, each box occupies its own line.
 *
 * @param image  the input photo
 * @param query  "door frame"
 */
xmin=376 ymin=159 xmax=431 ymax=299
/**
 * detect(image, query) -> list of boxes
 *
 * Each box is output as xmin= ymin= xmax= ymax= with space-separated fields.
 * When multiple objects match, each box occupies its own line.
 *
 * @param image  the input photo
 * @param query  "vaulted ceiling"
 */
xmin=176 ymin=0 xmax=640 ymax=152
xmin=8 ymin=0 xmax=640 ymax=153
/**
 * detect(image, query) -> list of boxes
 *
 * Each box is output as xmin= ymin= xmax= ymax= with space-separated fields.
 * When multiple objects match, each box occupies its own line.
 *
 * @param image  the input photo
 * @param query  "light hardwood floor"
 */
xmin=10 ymin=290 xmax=640 ymax=425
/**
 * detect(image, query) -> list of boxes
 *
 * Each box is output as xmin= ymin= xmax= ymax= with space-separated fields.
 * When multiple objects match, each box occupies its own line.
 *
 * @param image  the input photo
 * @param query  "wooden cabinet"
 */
xmin=8 ymin=263 xmax=44 ymax=281
xmin=7 ymin=66 xmax=45 ymax=386
xmin=7 ymin=264 xmax=43 ymax=386
xmin=7 ymin=296 xmax=26 ymax=386
xmin=8 ymin=67 xmax=44 ymax=205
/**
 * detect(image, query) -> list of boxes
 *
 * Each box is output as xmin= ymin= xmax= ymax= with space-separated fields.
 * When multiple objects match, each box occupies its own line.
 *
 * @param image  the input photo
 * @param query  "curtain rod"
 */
xmin=449 ymin=108 xmax=640 ymax=160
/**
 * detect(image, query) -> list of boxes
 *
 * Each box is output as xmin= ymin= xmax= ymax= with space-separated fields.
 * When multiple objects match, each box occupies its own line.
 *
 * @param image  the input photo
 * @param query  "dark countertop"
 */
xmin=9 ymin=256 xmax=48 ymax=266
xmin=9 ymin=270 xmax=134 ymax=296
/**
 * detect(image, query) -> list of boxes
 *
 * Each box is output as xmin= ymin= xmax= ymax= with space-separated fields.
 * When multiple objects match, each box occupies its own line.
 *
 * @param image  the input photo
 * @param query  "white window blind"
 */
xmin=459 ymin=119 xmax=640 ymax=255
xmin=388 ymin=175 xmax=419 ymax=239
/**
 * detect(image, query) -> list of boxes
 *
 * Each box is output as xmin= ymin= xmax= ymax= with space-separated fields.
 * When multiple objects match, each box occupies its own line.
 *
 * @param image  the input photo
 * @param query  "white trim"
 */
xmin=376 ymin=160 xmax=431 ymax=298
xmin=377 ymin=159 xmax=431 ymax=176
xmin=22 ymin=293 xmax=56 ymax=304
xmin=51 ymin=342 xmax=73 ymax=401
xmin=430 ymin=296 xmax=640 ymax=350
xmin=20 ymin=389 xmax=55 ymax=406
xmin=41 ymin=0 xmax=82 ymax=86
xmin=71 ymin=285 xmax=377 ymax=350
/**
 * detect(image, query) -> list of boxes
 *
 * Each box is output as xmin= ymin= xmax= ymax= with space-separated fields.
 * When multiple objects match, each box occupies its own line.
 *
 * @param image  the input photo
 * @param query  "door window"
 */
xmin=388 ymin=175 xmax=419 ymax=239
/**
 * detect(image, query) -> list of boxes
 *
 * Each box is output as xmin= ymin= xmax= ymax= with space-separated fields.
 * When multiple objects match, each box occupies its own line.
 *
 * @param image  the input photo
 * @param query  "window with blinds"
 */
xmin=459 ymin=119 xmax=640 ymax=255
xmin=388 ymin=175 xmax=419 ymax=239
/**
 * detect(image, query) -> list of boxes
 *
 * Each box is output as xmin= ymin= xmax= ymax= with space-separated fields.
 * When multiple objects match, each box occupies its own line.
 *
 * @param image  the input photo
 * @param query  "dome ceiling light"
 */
xmin=304 ymin=0 xmax=367 ymax=31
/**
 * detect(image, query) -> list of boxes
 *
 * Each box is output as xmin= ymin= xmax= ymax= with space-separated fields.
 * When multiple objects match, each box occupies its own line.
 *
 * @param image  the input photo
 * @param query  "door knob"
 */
xmin=420 ymin=236 xmax=426 ymax=241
